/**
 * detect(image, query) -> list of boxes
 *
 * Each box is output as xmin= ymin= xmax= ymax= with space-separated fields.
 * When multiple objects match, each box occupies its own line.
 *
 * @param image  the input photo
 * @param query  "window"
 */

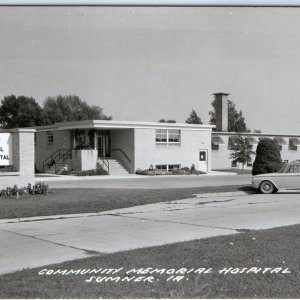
xmin=289 ymin=138 xmax=300 ymax=151
xmin=168 ymin=130 xmax=180 ymax=143
xmin=228 ymin=136 xmax=240 ymax=150
xmin=231 ymin=161 xmax=237 ymax=168
xmin=168 ymin=164 xmax=180 ymax=171
xmin=34 ymin=133 xmax=37 ymax=146
xmin=155 ymin=129 xmax=180 ymax=146
xmin=274 ymin=137 xmax=286 ymax=151
xmin=247 ymin=162 xmax=253 ymax=167
xmin=47 ymin=131 xmax=54 ymax=145
xmin=211 ymin=136 xmax=224 ymax=151
xmin=155 ymin=164 xmax=181 ymax=171
xmin=212 ymin=144 xmax=219 ymax=151
xmin=245 ymin=137 xmax=258 ymax=145
xmin=155 ymin=130 xmax=167 ymax=143
xmin=156 ymin=165 xmax=167 ymax=171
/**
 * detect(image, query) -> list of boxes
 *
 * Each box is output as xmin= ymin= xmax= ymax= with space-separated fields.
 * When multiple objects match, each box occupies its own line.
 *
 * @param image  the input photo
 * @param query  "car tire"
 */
xmin=259 ymin=180 xmax=275 ymax=194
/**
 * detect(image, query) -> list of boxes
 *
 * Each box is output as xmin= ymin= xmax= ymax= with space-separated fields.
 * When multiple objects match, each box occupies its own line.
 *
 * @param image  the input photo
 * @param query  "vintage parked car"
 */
xmin=252 ymin=161 xmax=300 ymax=194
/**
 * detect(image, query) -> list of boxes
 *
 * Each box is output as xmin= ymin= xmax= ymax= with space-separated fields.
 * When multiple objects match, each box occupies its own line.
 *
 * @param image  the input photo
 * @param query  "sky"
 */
xmin=0 ymin=6 xmax=300 ymax=134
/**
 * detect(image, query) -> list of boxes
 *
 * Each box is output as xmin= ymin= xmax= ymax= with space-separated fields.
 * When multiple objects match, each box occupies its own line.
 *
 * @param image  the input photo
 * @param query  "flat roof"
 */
xmin=213 ymin=131 xmax=300 ymax=138
xmin=33 ymin=120 xmax=215 ymax=132
xmin=213 ymin=92 xmax=230 ymax=96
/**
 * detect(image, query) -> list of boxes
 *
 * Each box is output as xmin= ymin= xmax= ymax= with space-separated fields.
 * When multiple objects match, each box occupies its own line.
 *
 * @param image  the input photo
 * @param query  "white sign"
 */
xmin=0 ymin=133 xmax=13 ymax=166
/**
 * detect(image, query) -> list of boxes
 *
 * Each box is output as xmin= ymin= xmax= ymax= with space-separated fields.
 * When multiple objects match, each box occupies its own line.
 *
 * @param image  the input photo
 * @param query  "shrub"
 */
xmin=0 ymin=166 xmax=17 ymax=173
xmin=27 ymin=182 xmax=49 ymax=195
xmin=191 ymin=164 xmax=196 ymax=172
xmin=135 ymin=168 xmax=143 ymax=175
xmin=95 ymin=167 xmax=109 ymax=175
xmin=181 ymin=167 xmax=191 ymax=175
xmin=181 ymin=167 xmax=190 ymax=172
xmin=0 ymin=182 xmax=49 ymax=197
xmin=171 ymin=169 xmax=180 ymax=175
xmin=252 ymin=138 xmax=283 ymax=175
xmin=57 ymin=169 xmax=70 ymax=175
xmin=73 ymin=167 xmax=109 ymax=176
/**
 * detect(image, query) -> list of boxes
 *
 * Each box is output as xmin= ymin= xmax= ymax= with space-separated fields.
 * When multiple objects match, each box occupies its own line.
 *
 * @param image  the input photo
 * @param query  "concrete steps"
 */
xmin=44 ymin=160 xmax=72 ymax=174
xmin=99 ymin=158 xmax=129 ymax=175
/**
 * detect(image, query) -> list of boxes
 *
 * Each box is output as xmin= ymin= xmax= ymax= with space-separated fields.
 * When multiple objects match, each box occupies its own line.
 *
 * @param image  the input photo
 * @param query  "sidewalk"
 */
xmin=35 ymin=171 xmax=236 ymax=182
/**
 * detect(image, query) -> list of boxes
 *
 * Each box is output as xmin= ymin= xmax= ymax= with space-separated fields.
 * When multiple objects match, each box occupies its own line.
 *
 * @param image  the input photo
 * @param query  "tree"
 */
xmin=209 ymin=99 xmax=250 ymax=132
xmin=0 ymin=95 xmax=45 ymax=129
xmin=185 ymin=109 xmax=202 ymax=124
xmin=229 ymin=136 xmax=255 ymax=172
xmin=43 ymin=95 xmax=112 ymax=125
xmin=252 ymin=138 xmax=282 ymax=175
xmin=158 ymin=119 xmax=176 ymax=123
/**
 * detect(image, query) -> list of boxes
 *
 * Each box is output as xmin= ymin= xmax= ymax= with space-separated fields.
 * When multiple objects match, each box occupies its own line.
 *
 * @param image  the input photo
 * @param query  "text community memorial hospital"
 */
xmin=1 ymin=93 xmax=300 ymax=188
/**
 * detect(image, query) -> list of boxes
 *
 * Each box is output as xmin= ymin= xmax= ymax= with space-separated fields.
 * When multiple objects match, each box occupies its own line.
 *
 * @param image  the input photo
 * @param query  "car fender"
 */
xmin=253 ymin=176 xmax=279 ymax=190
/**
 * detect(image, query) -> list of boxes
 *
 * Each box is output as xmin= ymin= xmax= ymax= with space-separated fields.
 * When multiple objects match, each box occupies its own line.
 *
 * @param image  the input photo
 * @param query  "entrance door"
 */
xmin=198 ymin=150 xmax=208 ymax=173
xmin=97 ymin=136 xmax=111 ymax=157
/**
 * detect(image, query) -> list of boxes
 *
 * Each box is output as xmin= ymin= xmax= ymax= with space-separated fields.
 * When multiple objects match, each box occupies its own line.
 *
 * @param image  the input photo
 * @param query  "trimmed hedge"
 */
xmin=252 ymin=138 xmax=282 ymax=175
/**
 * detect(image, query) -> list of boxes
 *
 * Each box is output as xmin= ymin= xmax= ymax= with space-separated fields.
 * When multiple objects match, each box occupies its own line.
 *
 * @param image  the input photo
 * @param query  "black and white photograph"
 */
xmin=0 ymin=3 xmax=300 ymax=299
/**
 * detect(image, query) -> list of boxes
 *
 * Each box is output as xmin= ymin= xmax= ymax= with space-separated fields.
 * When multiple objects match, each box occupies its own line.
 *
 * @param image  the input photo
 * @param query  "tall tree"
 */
xmin=0 ymin=95 xmax=45 ymax=129
xmin=43 ymin=95 xmax=112 ymax=124
xmin=185 ymin=109 xmax=203 ymax=124
xmin=209 ymin=99 xmax=250 ymax=132
xmin=229 ymin=136 xmax=256 ymax=172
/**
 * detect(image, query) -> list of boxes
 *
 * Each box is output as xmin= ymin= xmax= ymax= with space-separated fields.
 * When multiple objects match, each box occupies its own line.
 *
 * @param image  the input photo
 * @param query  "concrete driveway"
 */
xmin=0 ymin=190 xmax=300 ymax=275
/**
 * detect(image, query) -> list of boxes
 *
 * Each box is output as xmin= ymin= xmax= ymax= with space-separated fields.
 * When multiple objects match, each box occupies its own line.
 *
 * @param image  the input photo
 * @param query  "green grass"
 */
xmin=0 ymin=224 xmax=299 ymax=298
xmin=0 ymin=185 xmax=249 ymax=219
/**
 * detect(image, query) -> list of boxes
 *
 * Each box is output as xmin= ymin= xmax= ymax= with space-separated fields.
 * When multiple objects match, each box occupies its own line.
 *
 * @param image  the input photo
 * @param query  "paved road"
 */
xmin=41 ymin=174 xmax=251 ymax=189
xmin=0 ymin=190 xmax=299 ymax=275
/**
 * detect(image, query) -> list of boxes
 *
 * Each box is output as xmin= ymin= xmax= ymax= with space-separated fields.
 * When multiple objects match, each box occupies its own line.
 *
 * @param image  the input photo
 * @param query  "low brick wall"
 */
xmin=0 ymin=129 xmax=35 ymax=189
xmin=0 ymin=172 xmax=33 ymax=189
xmin=72 ymin=149 xmax=98 ymax=171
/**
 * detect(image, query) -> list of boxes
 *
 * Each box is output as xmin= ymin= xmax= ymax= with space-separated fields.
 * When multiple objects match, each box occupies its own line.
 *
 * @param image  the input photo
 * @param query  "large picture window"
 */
xmin=156 ymin=164 xmax=181 ymax=171
xmin=155 ymin=129 xmax=180 ymax=146
xmin=155 ymin=129 xmax=168 ymax=143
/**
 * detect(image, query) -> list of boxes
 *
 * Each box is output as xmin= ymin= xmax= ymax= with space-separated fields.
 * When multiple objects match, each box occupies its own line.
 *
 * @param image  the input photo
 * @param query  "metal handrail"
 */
xmin=43 ymin=149 xmax=72 ymax=172
xmin=98 ymin=157 xmax=109 ymax=174
xmin=111 ymin=148 xmax=131 ymax=164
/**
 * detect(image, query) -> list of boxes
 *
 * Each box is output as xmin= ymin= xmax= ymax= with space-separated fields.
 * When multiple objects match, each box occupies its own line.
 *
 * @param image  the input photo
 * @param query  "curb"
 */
xmin=0 ymin=212 xmax=102 ymax=225
xmin=193 ymin=191 xmax=253 ymax=198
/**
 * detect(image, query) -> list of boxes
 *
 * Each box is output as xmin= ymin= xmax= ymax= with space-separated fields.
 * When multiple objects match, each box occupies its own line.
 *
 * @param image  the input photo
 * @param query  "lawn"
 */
xmin=0 ymin=185 xmax=249 ymax=219
xmin=0 ymin=224 xmax=299 ymax=298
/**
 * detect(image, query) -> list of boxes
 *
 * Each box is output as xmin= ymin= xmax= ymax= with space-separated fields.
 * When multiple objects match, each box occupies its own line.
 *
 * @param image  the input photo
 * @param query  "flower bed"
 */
xmin=0 ymin=166 xmax=17 ymax=173
xmin=0 ymin=182 xmax=49 ymax=198
xmin=135 ymin=166 xmax=205 ymax=176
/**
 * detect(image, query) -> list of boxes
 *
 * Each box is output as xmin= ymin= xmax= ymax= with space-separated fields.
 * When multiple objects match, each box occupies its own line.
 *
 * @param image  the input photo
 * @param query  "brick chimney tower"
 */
xmin=213 ymin=92 xmax=229 ymax=132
